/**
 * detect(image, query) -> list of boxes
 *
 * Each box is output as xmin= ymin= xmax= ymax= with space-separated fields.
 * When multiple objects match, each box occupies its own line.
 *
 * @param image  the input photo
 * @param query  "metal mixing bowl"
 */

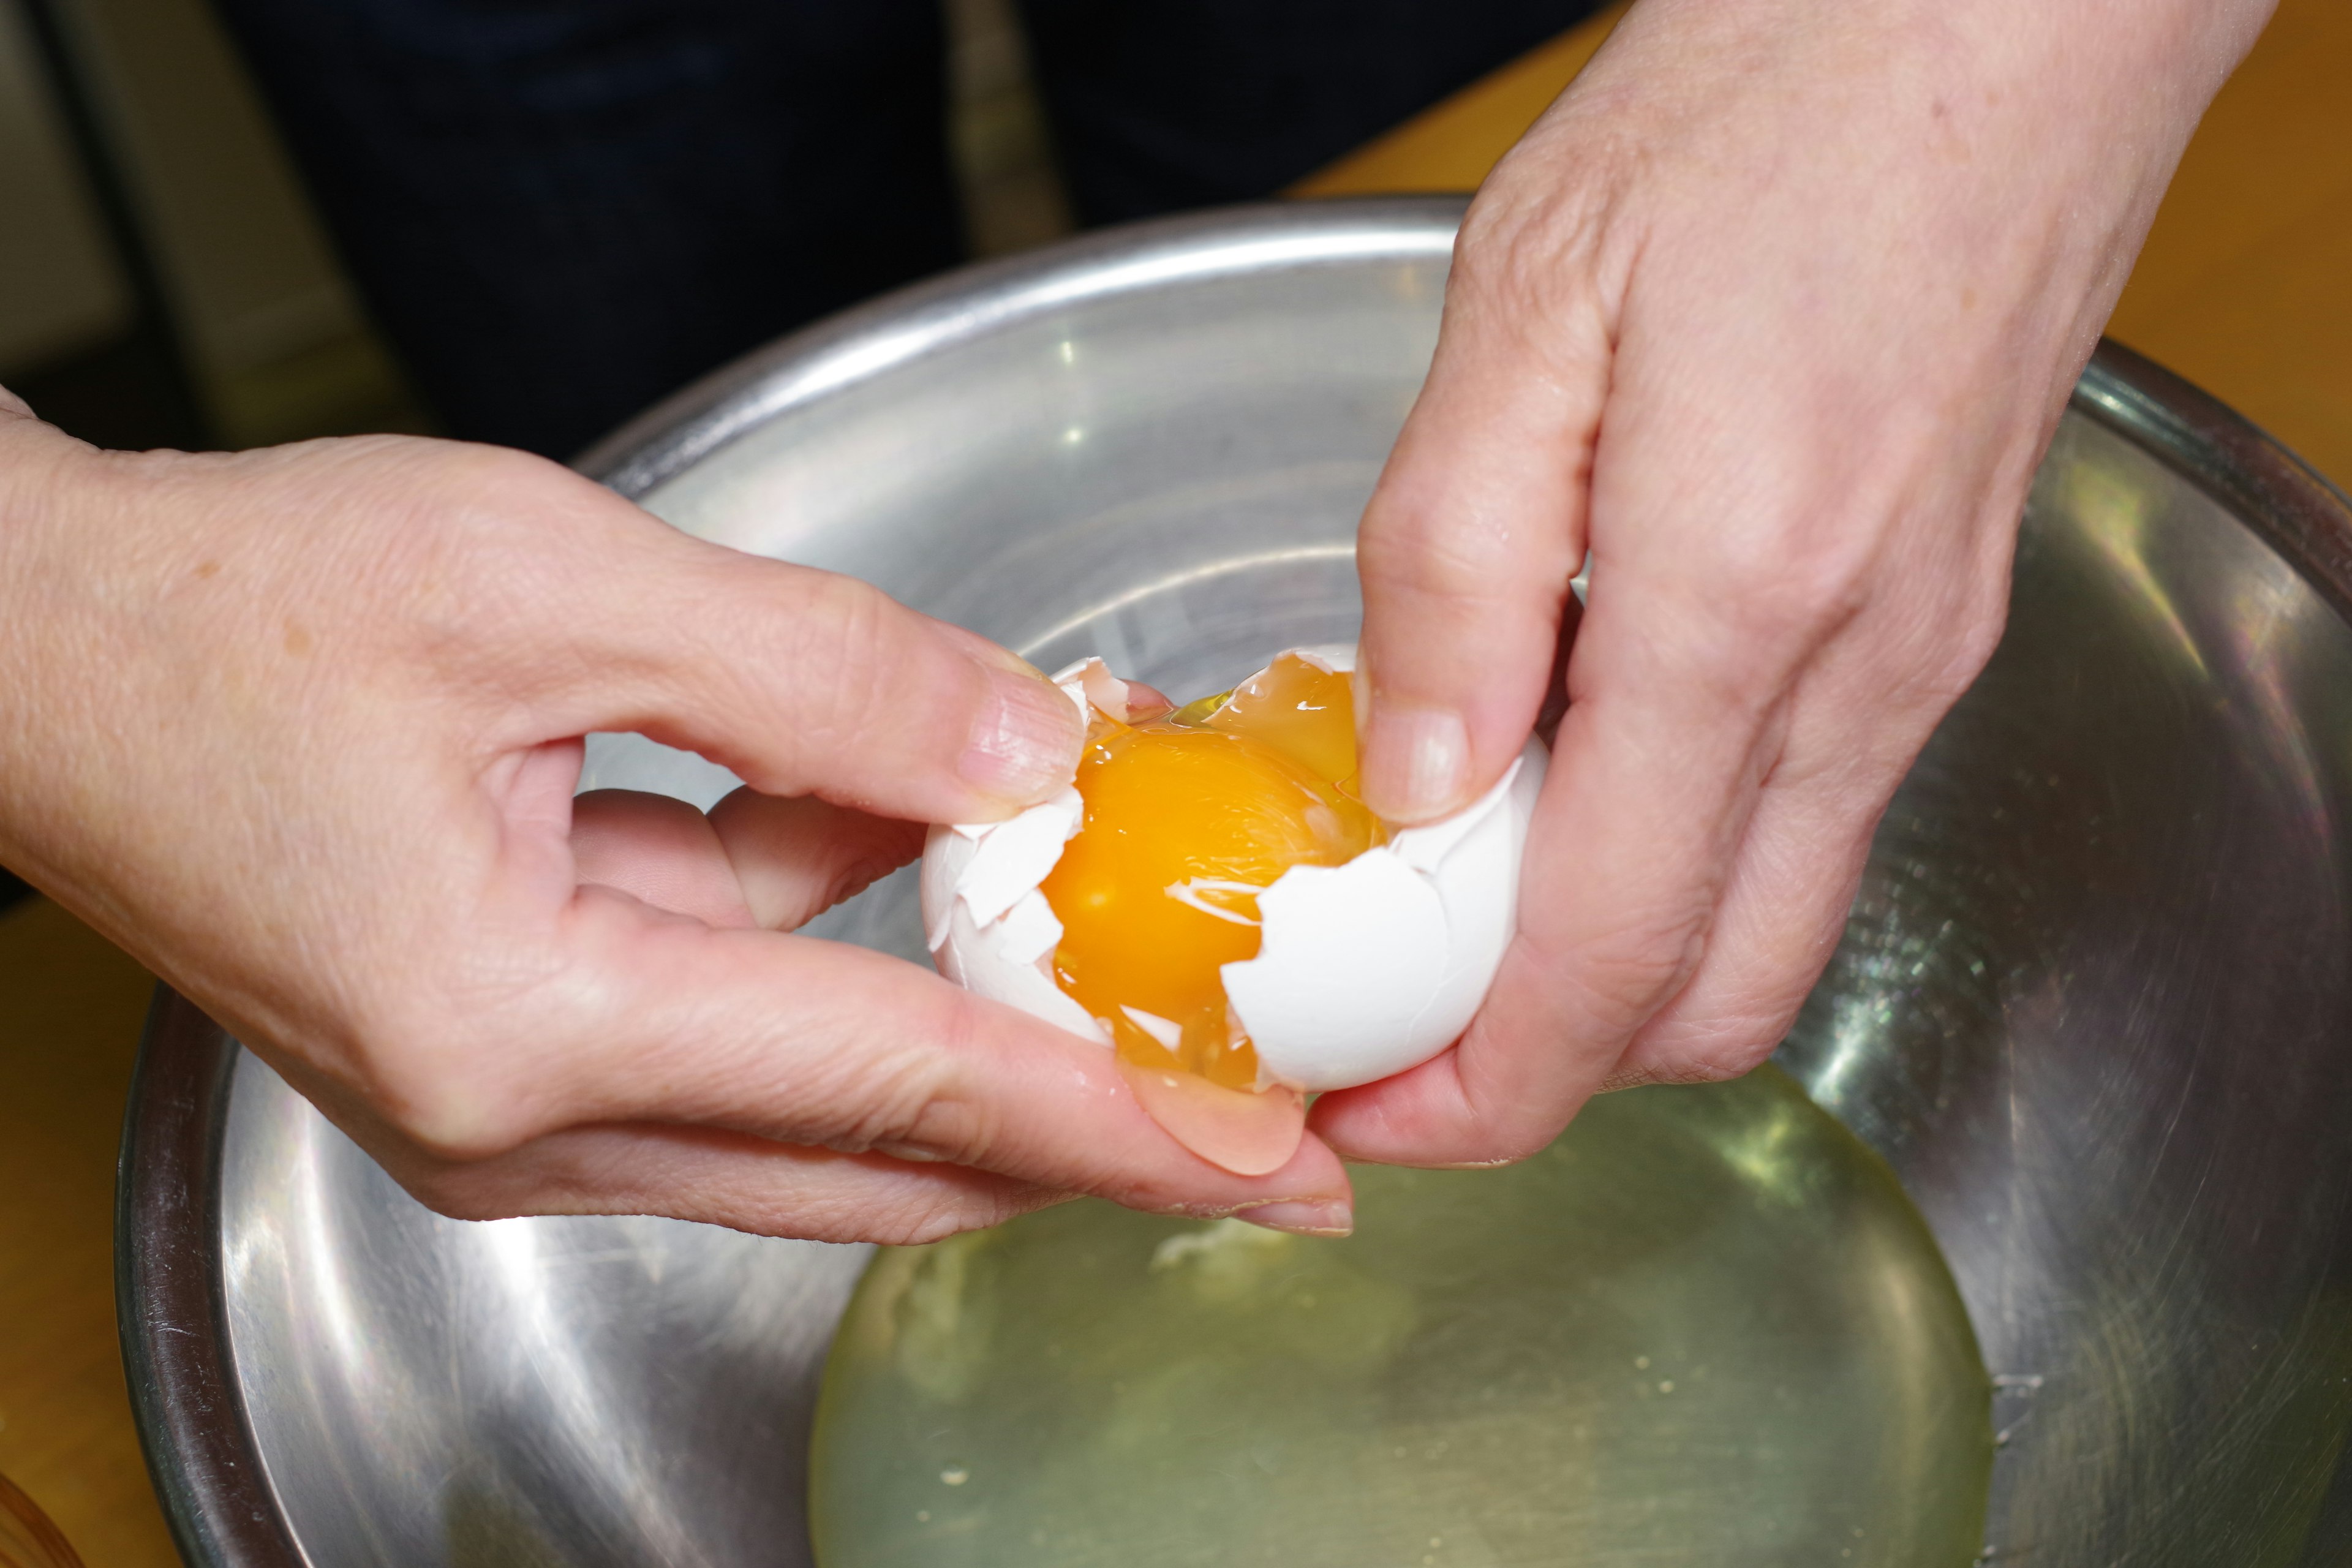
xmin=119 ymin=198 xmax=2352 ymax=1566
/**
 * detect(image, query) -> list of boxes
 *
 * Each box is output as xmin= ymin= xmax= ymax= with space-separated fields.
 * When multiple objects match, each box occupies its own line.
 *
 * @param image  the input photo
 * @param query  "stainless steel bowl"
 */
xmin=119 ymin=198 xmax=2352 ymax=1567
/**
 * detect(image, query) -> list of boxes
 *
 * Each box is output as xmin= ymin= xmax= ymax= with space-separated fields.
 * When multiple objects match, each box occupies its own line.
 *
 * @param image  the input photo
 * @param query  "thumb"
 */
xmin=1354 ymin=219 xmax=1610 ymax=823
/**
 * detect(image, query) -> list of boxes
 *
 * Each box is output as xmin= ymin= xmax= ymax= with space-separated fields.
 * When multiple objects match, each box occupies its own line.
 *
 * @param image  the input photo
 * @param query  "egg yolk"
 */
xmin=1038 ymin=655 xmax=1381 ymax=1090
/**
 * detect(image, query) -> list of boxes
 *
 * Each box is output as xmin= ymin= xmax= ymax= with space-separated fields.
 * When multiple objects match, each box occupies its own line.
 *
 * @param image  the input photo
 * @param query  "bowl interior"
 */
xmin=199 ymin=203 xmax=2352 ymax=1567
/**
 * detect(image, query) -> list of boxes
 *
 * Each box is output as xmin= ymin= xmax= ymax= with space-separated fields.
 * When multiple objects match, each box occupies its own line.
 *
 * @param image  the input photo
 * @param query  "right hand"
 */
xmin=0 ymin=404 xmax=1355 ymax=1242
xmin=1316 ymin=0 xmax=2267 ymax=1170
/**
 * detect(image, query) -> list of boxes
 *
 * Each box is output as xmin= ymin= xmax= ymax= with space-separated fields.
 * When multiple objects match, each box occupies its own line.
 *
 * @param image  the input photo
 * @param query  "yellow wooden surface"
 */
xmin=2 ymin=7 xmax=2345 ymax=1565
xmin=1299 ymin=0 xmax=2352 ymax=490
xmin=0 ymin=897 xmax=176 ymax=1568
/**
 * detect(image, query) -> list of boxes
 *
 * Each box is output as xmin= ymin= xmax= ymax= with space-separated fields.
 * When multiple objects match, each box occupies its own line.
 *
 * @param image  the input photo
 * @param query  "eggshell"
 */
xmin=919 ymin=649 xmax=1547 ymax=1093
xmin=1063 ymin=658 xmax=1134 ymax=724
xmin=929 ymin=883 xmax=1104 ymax=1041
xmin=1216 ymin=851 xmax=1451 ymax=1080
xmin=933 ymin=786 xmax=1083 ymax=932
xmin=1222 ymin=741 xmax=1546 ymax=1090
xmin=921 ymin=725 xmax=1102 ymax=1042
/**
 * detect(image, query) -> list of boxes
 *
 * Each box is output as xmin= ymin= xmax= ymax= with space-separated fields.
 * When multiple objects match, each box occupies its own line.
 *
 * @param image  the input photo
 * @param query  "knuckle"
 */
xmin=1629 ymin=992 xmax=1809 ymax=1086
xmin=1559 ymin=912 xmax=1713 ymax=1037
xmin=339 ymin=989 xmax=558 ymax=1162
xmin=1924 ymin=599 xmax=2010 ymax=698
xmin=1709 ymin=532 xmax=1879 ymax=645
xmin=763 ymin=570 xmax=901 ymax=748
xmin=809 ymin=1007 xmax=986 ymax=1164
xmin=428 ymin=441 xmax=577 ymax=519
xmin=886 ymin=1087 xmax=997 ymax=1171
xmin=1847 ymin=580 xmax=2011 ymax=725
xmin=1452 ymin=176 xmax=1616 ymax=325
xmin=1359 ymin=503 xmax=1518 ymax=606
xmin=365 ymin=1060 xmax=533 ymax=1161
xmin=404 ymin=445 xmax=569 ymax=562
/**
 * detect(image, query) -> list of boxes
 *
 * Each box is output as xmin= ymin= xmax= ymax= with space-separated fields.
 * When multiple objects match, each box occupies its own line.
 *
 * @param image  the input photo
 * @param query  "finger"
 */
xmin=1311 ymin=568 xmax=1803 ymax=1166
xmin=425 ymin=447 xmax=1081 ymax=823
xmin=1611 ymin=594 xmax=2003 ymax=1080
xmin=1604 ymin=764 xmax=1876 ymax=1088
xmin=379 ymin=1118 xmax=1069 ymax=1245
xmin=570 ymin=786 xmax=924 ymax=935
xmin=382 ymin=894 xmax=1356 ymax=1227
xmin=611 ymin=540 xmax=1082 ymax=823
xmin=1318 ymin=506 xmax=2000 ymax=1163
xmin=708 ymin=786 xmax=925 ymax=930
xmin=1353 ymin=212 xmax=1610 ymax=824
xmin=1122 ymin=681 xmax=1174 ymax=720
xmin=607 ymin=536 xmax=1082 ymax=823
xmin=571 ymin=789 xmax=756 ymax=927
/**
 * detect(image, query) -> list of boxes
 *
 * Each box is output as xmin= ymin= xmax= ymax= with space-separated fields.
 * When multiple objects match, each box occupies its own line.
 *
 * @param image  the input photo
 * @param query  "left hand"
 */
xmin=0 ymin=423 xmax=1355 ymax=1241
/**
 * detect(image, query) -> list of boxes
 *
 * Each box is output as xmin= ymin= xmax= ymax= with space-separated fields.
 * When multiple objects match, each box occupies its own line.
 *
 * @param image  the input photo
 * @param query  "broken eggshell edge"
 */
xmin=1223 ymin=738 xmax=1544 ymax=1090
xmin=918 ymin=652 xmax=1545 ymax=1093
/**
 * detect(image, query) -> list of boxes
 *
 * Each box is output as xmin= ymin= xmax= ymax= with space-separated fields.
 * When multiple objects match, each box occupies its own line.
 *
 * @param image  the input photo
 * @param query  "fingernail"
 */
xmin=1361 ymin=699 xmax=1472 ymax=823
xmin=1235 ymin=1199 xmax=1354 ymax=1238
xmin=962 ymin=662 xmax=1082 ymax=804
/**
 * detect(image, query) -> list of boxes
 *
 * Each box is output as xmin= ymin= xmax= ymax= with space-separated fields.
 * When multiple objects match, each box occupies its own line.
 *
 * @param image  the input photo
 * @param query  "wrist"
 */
xmin=1477 ymin=0 xmax=2278 ymax=368
xmin=0 ymin=411 xmax=117 ymax=897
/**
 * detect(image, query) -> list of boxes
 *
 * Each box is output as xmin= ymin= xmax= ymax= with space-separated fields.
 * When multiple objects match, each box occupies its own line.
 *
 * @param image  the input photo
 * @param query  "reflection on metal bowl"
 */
xmin=118 ymin=198 xmax=2352 ymax=1567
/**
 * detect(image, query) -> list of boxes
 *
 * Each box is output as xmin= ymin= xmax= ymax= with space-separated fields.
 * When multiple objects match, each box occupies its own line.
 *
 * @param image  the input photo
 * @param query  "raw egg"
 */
xmin=921 ymin=648 xmax=1544 ymax=1172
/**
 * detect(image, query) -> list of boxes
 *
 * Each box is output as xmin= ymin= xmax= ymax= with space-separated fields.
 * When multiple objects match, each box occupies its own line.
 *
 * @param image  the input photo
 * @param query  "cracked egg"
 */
xmin=921 ymin=647 xmax=1544 ymax=1174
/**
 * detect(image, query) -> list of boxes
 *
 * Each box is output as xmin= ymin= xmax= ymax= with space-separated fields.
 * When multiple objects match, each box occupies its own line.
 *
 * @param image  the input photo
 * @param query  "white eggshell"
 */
xmin=1119 ymin=1007 xmax=1185 ymax=1051
xmin=918 ymin=659 xmax=1111 ymax=1043
xmin=1217 ymin=850 xmax=1451 ymax=1084
xmin=1223 ymin=741 xmax=1547 ymax=1091
xmin=1063 ymin=657 xmax=1133 ymax=723
xmin=941 ymin=786 xmax=1083 ymax=930
xmin=932 ymin=880 xmax=1104 ymax=1041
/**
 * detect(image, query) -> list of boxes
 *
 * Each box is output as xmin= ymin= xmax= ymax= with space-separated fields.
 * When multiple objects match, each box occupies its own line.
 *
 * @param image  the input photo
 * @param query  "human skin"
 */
xmin=0 ymin=0 xmax=2278 ymax=1243
xmin=1327 ymin=0 xmax=2278 ymax=1166
xmin=0 ymin=407 xmax=1355 ymax=1240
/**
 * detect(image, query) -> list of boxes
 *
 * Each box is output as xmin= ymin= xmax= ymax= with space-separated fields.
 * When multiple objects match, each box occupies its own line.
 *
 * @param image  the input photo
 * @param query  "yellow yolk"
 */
xmin=1039 ymin=656 xmax=1379 ymax=1090
xmin=1198 ymin=652 xmax=1363 ymax=785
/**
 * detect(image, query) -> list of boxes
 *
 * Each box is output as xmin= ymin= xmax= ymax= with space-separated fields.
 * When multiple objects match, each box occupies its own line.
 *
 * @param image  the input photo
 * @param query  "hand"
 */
xmin=1320 ymin=0 xmax=2273 ymax=1163
xmin=0 ymin=412 xmax=1354 ymax=1240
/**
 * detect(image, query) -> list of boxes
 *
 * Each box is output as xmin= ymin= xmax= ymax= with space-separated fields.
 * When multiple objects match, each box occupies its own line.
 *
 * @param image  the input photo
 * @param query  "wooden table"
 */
xmin=0 ymin=897 xmax=177 ymax=1567
xmin=2 ymin=3 xmax=2345 ymax=1562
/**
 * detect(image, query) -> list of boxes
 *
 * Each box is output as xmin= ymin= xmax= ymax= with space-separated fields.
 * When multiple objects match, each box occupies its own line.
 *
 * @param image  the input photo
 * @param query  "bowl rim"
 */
xmin=113 ymin=195 xmax=2352 ymax=1568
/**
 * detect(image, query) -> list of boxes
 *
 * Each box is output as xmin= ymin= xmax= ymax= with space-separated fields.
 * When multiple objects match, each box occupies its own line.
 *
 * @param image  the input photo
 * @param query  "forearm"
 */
xmin=1536 ymin=0 xmax=2278 ymax=316
xmin=1589 ymin=0 xmax=2275 ymax=140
